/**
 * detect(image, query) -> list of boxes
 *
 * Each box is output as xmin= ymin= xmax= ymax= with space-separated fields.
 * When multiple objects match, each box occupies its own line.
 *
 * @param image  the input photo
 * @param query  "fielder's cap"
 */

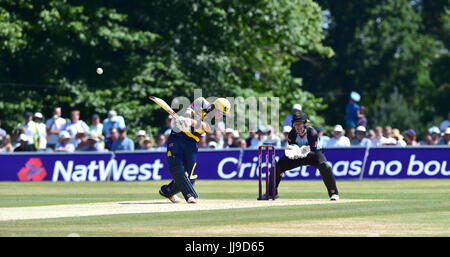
xmin=333 ymin=124 xmax=344 ymax=132
xmin=92 ymin=114 xmax=100 ymax=119
xmin=208 ymin=141 xmax=217 ymax=148
xmin=59 ymin=131 xmax=72 ymax=139
xmin=24 ymin=111 xmax=33 ymax=117
xmin=137 ymin=130 xmax=146 ymax=136
xmin=143 ymin=136 xmax=152 ymax=143
xmin=428 ymin=126 xmax=440 ymax=135
xmin=19 ymin=134 xmax=28 ymax=142
xmin=292 ymin=104 xmax=302 ymax=111
xmin=356 ymin=126 xmax=366 ymax=132
xmin=232 ymin=130 xmax=240 ymax=138
xmin=445 ymin=127 xmax=450 ymax=134
xmin=34 ymin=112 xmax=43 ymax=119
xmin=350 ymin=91 xmax=361 ymax=102
xmin=315 ymin=126 xmax=323 ymax=132
xmin=283 ymin=126 xmax=292 ymax=133
xmin=292 ymin=111 xmax=308 ymax=124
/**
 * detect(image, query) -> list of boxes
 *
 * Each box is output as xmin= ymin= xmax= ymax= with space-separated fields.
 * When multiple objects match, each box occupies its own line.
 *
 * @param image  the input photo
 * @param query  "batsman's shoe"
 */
xmin=187 ymin=196 xmax=198 ymax=204
xmin=330 ymin=194 xmax=340 ymax=201
xmin=159 ymin=189 xmax=182 ymax=203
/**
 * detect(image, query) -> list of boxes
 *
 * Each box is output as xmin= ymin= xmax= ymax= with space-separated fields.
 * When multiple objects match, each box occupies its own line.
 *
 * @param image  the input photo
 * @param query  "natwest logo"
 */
xmin=17 ymin=158 xmax=47 ymax=181
xmin=52 ymin=159 xmax=164 ymax=182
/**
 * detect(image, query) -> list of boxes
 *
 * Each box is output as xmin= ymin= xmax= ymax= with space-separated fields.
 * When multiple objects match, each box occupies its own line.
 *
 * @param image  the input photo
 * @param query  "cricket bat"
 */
xmin=149 ymin=96 xmax=180 ymax=119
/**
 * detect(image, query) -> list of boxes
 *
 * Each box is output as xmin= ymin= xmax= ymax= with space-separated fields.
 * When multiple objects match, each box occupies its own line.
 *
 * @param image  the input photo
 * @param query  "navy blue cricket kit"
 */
xmin=163 ymin=132 xmax=199 ymax=200
xmin=160 ymin=97 xmax=210 ymax=201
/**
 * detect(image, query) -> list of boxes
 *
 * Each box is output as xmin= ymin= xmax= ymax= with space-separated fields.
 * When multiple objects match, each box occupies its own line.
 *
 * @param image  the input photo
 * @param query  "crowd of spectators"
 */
xmin=0 ymin=104 xmax=449 ymax=153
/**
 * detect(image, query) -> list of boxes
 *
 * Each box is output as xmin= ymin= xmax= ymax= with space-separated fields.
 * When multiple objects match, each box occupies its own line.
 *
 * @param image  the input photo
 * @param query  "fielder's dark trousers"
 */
xmin=269 ymin=150 xmax=338 ymax=197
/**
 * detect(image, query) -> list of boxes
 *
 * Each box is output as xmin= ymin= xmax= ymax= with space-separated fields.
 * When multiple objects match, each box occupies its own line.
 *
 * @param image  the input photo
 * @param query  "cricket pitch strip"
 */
xmin=0 ymin=199 xmax=378 ymax=221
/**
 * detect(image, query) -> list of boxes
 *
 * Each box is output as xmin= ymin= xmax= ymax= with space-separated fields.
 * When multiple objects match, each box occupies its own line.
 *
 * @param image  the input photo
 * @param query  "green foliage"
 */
xmin=293 ymin=0 xmax=449 ymax=134
xmin=0 ymin=0 xmax=331 ymax=136
xmin=368 ymin=88 xmax=421 ymax=132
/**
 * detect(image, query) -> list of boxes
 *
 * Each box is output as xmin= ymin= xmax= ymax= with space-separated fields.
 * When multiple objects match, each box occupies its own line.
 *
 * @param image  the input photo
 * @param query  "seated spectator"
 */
xmin=356 ymin=105 xmax=367 ymax=128
xmin=141 ymin=137 xmax=155 ymax=151
xmin=79 ymin=132 xmax=105 ymax=152
xmin=326 ymin=125 xmax=350 ymax=147
xmin=104 ymin=127 xmax=119 ymax=151
xmin=382 ymin=126 xmax=397 ymax=146
xmin=351 ymin=126 xmax=372 ymax=147
xmin=111 ymin=129 xmax=134 ymax=151
xmin=11 ymin=128 xmax=24 ymax=149
xmin=214 ymin=130 xmax=225 ymax=149
xmin=90 ymin=114 xmax=104 ymax=141
xmin=438 ymin=127 xmax=450 ymax=145
xmin=238 ymin=138 xmax=247 ymax=149
xmin=392 ymin=128 xmax=406 ymax=146
xmin=54 ymin=131 xmax=75 ymax=152
xmin=208 ymin=141 xmax=217 ymax=149
xmin=135 ymin=130 xmax=147 ymax=150
xmin=402 ymin=129 xmax=418 ymax=146
xmin=316 ymin=126 xmax=330 ymax=149
xmin=223 ymin=128 xmax=236 ymax=148
xmin=46 ymin=107 xmax=67 ymax=149
xmin=371 ymin=126 xmax=388 ymax=146
xmin=250 ymin=125 xmax=266 ymax=148
xmin=280 ymin=125 xmax=292 ymax=147
xmin=75 ymin=132 xmax=89 ymax=151
xmin=65 ymin=110 xmax=90 ymax=145
xmin=102 ymin=110 xmax=126 ymax=138
xmin=34 ymin=112 xmax=48 ymax=151
xmin=439 ymin=111 xmax=450 ymax=132
xmin=14 ymin=134 xmax=35 ymax=152
xmin=245 ymin=126 xmax=257 ymax=148
xmin=20 ymin=111 xmax=38 ymax=150
xmin=198 ymin=134 xmax=207 ymax=149
xmin=420 ymin=126 xmax=440 ymax=145
xmin=347 ymin=127 xmax=356 ymax=142
xmin=282 ymin=104 xmax=302 ymax=127
xmin=152 ymin=134 xmax=167 ymax=151
xmin=367 ymin=129 xmax=375 ymax=142
xmin=0 ymin=134 xmax=14 ymax=153
xmin=0 ymin=120 xmax=6 ymax=144
xmin=264 ymin=125 xmax=281 ymax=147
xmin=231 ymin=130 xmax=241 ymax=148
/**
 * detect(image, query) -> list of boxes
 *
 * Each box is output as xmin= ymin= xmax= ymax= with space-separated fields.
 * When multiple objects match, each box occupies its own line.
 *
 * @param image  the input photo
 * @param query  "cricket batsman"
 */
xmin=159 ymin=97 xmax=231 ymax=203
xmin=268 ymin=111 xmax=340 ymax=201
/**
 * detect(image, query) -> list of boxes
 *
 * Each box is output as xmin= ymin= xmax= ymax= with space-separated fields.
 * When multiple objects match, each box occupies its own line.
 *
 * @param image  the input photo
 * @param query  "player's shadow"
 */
xmin=118 ymin=202 xmax=172 ymax=205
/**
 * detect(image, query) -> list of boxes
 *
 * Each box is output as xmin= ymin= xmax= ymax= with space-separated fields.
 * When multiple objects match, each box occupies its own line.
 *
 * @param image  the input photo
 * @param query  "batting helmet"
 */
xmin=213 ymin=98 xmax=231 ymax=116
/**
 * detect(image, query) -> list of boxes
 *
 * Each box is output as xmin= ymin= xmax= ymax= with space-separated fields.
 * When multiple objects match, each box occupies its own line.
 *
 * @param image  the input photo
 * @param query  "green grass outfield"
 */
xmin=0 ymin=179 xmax=449 ymax=237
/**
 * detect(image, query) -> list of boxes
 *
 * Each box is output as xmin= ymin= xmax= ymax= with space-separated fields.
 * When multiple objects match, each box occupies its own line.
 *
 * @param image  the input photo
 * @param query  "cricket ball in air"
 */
xmin=96 ymin=67 xmax=103 ymax=75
